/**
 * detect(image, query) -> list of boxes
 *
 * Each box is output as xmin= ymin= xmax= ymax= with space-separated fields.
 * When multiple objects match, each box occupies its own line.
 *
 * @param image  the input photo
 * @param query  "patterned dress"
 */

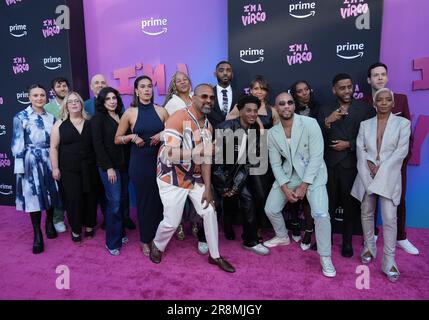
xmin=11 ymin=106 xmax=61 ymax=212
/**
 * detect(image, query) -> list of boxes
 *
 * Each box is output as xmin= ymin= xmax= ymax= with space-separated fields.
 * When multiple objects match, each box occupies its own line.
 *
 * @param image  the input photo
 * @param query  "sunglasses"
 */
xmin=278 ymin=100 xmax=295 ymax=106
xmin=196 ymin=94 xmax=215 ymax=101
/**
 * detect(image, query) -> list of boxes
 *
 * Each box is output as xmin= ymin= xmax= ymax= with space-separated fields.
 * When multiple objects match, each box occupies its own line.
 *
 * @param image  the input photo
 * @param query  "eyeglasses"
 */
xmin=196 ymin=94 xmax=215 ymax=101
xmin=278 ymin=100 xmax=295 ymax=106
xmin=67 ymin=99 xmax=81 ymax=105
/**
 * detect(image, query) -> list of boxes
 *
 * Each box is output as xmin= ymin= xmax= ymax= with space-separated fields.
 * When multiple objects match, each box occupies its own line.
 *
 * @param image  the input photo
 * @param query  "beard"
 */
xmin=201 ymin=104 xmax=212 ymax=115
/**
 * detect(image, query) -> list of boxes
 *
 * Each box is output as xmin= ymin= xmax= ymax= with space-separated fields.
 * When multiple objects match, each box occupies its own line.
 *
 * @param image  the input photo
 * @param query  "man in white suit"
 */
xmin=351 ymin=88 xmax=411 ymax=282
xmin=263 ymin=92 xmax=336 ymax=278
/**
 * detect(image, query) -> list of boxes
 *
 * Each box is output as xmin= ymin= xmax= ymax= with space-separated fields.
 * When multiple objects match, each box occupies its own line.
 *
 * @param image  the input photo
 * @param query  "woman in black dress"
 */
xmin=115 ymin=76 xmax=168 ymax=256
xmin=50 ymin=92 xmax=97 ymax=243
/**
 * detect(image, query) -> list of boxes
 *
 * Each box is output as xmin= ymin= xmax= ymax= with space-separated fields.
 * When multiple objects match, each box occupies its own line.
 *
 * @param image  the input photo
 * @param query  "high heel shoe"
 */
xmin=361 ymin=251 xmax=373 ymax=264
xmin=175 ymin=224 xmax=185 ymax=241
xmin=386 ymin=267 xmax=400 ymax=282
xmin=30 ymin=212 xmax=44 ymax=254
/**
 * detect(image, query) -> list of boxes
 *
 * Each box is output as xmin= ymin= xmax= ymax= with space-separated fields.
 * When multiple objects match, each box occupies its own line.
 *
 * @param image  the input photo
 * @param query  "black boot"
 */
xmin=30 ymin=212 xmax=44 ymax=254
xmin=45 ymin=209 xmax=58 ymax=239
xmin=341 ymin=234 xmax=354 ymax=258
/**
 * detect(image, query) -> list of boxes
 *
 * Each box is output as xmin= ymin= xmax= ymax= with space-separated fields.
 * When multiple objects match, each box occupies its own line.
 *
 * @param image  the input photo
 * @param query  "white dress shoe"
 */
xmin=397 ymin=239 xmax=419 ymax=255
xmin=54 ymin=221 xmax=66 ymax=233
xmin=198 ymin=241 xmax=209 ymax=255
xmin=263 ymin=236 xmax=290 ymax=248
xmin=320 ymin=256 xmax=336 ymax=277
xmin=243 ymin=243 xmax=270 ymax=255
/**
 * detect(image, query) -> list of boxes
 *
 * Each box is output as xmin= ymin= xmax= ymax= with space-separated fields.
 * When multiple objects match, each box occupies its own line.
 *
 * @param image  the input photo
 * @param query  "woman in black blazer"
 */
xmin=91 ymin=87 xmax=130 ymax=256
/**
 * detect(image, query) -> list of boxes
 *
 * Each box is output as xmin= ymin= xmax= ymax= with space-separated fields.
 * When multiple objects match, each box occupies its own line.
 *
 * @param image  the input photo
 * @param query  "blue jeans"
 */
xmin=98 ymin=168 xmax=129 ymax=250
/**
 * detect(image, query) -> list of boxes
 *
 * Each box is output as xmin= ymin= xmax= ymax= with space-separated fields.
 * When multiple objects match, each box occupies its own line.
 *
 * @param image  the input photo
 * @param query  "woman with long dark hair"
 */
xmin=92 ymin=87 xmax=130 ymax=255
xmin=115 ymin=76 xmax=168 ymax=256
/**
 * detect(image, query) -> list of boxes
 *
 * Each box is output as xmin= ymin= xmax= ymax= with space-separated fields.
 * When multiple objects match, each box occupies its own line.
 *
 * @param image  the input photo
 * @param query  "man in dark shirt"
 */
xmin=362 ymin=62 xmax=418 ymax=255
xmin=318 ymin=73 xmax=376 ymax=258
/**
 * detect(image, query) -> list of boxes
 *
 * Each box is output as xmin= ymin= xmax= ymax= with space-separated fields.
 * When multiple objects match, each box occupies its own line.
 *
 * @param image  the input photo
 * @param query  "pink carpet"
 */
xmin=0 ymin=205 xmax=428 ymax=300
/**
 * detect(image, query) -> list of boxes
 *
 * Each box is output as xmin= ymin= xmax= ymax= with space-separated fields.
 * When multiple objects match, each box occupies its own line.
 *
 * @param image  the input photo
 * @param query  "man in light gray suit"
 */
xmin=263 ymin=92 xmax=336 ymax=278
xmin=351 ymin=88 xmax=411 ymax=282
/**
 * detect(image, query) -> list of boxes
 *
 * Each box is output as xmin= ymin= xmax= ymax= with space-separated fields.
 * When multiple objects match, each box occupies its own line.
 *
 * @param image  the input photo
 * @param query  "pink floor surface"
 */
xmin=1 ymin=206 xmax=428 ymax=300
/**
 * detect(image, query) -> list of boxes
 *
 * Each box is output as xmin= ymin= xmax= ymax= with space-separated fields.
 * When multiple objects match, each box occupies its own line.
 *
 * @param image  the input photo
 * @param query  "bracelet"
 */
xmin=121 ymin=136 xmax=126 ymax=144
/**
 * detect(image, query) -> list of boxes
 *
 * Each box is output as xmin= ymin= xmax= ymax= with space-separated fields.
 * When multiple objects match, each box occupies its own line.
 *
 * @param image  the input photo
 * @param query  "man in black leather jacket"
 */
xmin=212 ymin=95 xmax=270 ymax=255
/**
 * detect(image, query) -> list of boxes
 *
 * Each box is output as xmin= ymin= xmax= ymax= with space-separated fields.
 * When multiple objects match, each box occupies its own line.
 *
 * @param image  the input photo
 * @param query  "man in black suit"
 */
xmin=318 ymin=73 xmax=376 ymax=258
xmin=208 ymin=61 xmax=236 ymax=128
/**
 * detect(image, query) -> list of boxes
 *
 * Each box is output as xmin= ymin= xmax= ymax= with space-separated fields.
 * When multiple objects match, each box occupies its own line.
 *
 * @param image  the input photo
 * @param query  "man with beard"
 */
xmin=212 ymin=95 xmax=270 ymax=256
xmin=318 ymin=74 xmax=376 ymax=258
xmin=362 ymin=62 xmax=418 ymax=255
xmin=150 ymin=84 xmax=235 ymax=273
xmin=44 ymin=77 xmax=70 ymax=233
xmin=264 ymin=92 xmax=335 ymax=277
xmin=208 ymin=61 xmax=236 ymax=128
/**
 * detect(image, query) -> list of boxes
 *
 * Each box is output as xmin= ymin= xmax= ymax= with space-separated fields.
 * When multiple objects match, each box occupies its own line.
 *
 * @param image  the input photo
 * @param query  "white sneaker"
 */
xmin=198 ymin=241 xmax=209 ymax=255
xmin=397 ymin=239 xmax=419 ymax=255
xmin=243 ymin=243 xmax=270 ymax=255
xmin=54 ymin=222 xmax=66 ymax=233
xmin=263 ymin=236 xmax=290 ymax=248
xmin=320 ymin=256 xmax=336 ymax=278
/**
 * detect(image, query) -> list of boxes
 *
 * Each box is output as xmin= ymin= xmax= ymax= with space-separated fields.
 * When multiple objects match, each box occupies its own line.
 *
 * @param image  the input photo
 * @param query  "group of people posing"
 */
xmin=11 ymin=60 xmax=418 ymax=282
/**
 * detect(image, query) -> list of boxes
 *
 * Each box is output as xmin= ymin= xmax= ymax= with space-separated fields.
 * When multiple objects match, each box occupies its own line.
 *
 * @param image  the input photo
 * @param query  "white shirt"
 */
xmin=164 ymin=93 xmax=193 ymax=116
xmin=216 ymin=85 xmax=233 ymax=114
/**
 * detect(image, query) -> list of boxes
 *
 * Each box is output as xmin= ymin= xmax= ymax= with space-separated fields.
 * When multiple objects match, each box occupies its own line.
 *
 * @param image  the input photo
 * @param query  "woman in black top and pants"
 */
xmin=91 ymin=87 xmax=130 ymax=256
xmin=50 ymin=92 xmax=97 ymax=243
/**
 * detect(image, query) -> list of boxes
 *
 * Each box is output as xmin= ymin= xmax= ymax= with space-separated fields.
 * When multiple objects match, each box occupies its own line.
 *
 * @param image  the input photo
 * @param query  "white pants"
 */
xmin=153 ymin=179 xmax=220 ymax=258
xmin=361 ymin=192 xmax=398 ymax=274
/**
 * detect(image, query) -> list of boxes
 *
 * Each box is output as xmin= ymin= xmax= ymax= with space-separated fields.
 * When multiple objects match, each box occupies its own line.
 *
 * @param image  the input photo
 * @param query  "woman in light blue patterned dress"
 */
xmin=11 ymin=84 xmax=61 ymax=254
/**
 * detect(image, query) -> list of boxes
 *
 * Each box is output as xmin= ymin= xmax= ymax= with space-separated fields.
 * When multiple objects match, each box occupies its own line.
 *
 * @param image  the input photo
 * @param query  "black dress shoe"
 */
xmin=45 ymin=220 xmax=58 ymax=239
xmin=341 ymin=242 xmax=354 ymax=258
xmin=71 ymin=233 xmax=81 ymax=244
xmin=150 ymin=242 xmax=162 ymax=264
xmin=123 ymin=217 xmax=136 ymax=230
xmin=208 ymin=256 xmax=235 ymax=273
xmin=224 ymin=228 xmax=235 ymax=240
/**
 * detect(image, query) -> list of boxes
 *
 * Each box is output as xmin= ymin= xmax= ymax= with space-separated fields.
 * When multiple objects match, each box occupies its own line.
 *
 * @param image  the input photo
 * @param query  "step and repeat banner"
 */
xmin=0 ymin=0 xmax=88 ymax=206
xmin=228 ymin=0 xmax=384 ymax=105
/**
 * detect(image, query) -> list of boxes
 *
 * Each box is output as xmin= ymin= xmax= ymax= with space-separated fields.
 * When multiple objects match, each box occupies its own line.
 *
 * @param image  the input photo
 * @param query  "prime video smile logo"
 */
xmin=16 ymin=91 xmax=30 ymax=105
xmin=289 ymin=2 xmax=316 ymax=19
xmin=336 ymin=42 xmax=364 ymax=60
xmin=43 ymin=56 xmax=62 ymax=70
xmin=240 ymin=48 xmax=264 ymax=64
xmin=9 ymin=24 xmax=27 ymax=37
xmin=141 ymin=17 xmax=168 ymax=36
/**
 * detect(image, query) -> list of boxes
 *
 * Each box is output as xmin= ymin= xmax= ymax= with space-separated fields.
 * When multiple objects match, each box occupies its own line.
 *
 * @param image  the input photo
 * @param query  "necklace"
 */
xmin=70 ymin=117 xmax=84 ymax=126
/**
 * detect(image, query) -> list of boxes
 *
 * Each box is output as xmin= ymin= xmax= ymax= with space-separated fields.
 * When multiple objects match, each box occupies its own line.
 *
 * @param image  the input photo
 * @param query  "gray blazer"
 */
xmin=351 ymin=114 xmax=410 ymax=205
xmin=268 ymin=114 xmax=327 ymax=190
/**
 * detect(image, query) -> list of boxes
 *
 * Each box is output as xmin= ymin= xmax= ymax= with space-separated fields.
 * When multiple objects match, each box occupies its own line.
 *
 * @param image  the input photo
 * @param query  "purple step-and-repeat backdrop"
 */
xmin=1 ymin=0 xmax=428 ymax=228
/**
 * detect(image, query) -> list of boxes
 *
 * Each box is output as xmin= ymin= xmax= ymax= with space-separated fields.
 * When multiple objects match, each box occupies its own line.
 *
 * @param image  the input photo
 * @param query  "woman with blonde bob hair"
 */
xmin=351 ymin=88 xmax=411 ymax=282
xmin=50 ymin=91 xmax=98 ymax=244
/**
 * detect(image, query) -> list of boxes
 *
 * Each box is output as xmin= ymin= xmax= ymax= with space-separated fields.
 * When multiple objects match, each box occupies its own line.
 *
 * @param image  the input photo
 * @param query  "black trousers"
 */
xmin=60 ymin=170 xmax=97 ymax=234
xmin=327 ymin=164 xmax=361 ymax=244
xmin=223 ymin=184 xmax=258 ymax=247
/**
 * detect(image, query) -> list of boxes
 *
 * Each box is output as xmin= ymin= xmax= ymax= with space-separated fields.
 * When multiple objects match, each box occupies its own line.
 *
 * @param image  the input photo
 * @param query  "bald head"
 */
xmin=275 ymin=92 xmax=293 ymax=105
xmin=90 ymin=74 xmax=107 ymax=96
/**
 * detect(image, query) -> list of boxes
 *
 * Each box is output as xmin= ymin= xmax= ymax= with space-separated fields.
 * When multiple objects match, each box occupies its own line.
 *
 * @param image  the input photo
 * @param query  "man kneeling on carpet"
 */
xmin=150 ymin=83 xmax=235 ymax=273
xmin=263 ymin=92 xmax=336 ymax=278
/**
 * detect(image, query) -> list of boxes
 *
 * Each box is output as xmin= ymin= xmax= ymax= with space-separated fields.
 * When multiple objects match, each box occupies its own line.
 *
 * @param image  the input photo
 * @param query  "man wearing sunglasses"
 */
xmin=150 ymin=84 xmax=235 ymax=273
xmin=318 ymin=74 xmax=376 ymax=258
xmin=263 ymin=92 xmax=336 ymax=277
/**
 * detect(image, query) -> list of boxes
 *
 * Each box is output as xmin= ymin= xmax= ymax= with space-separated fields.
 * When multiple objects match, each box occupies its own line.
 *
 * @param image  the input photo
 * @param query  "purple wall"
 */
xmin=83 ymin=0 xmax=429 ymax=227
